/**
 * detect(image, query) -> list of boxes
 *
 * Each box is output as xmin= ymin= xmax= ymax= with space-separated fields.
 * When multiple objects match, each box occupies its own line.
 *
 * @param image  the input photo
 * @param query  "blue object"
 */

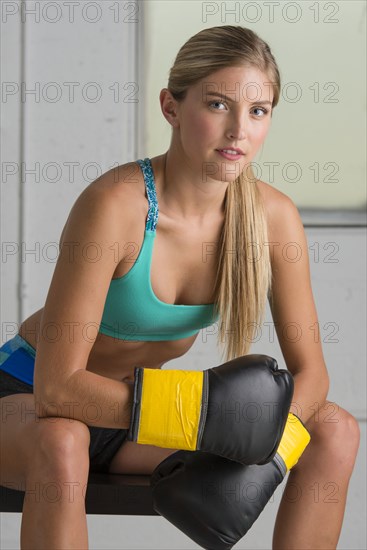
xmin=0 ymin=334 xmax=36 ymax=385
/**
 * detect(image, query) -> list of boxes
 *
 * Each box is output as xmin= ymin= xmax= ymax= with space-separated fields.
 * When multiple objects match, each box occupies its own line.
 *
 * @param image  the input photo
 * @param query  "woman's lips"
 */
xmin=216 ymin=149 xmax=243 ymax=161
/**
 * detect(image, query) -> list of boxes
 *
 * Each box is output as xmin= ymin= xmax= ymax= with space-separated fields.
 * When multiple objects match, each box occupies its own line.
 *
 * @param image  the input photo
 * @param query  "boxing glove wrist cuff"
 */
xmin=129 ymin=368 xmax=204 ymax=450
xmin=276 ymin=412 xmax=311 ymax=472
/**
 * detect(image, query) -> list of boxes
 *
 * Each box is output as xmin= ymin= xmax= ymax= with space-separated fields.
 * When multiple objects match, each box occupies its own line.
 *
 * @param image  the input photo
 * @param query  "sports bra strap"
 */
xmin=136 ymin=158 xmax=159 ymax=232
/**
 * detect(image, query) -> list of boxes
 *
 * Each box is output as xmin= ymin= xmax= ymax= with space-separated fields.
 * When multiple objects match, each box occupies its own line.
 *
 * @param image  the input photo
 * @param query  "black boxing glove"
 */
xmin=127 ymin=354 xmax=294 ymax=465
xmin=151 ymin=413 xmax=311 ymax=550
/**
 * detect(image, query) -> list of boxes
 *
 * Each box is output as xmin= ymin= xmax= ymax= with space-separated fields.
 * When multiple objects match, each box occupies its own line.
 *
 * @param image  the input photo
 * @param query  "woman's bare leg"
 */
xmin=20 ymin=418 xmax=91 ymax=549
xmin=272 ymin=401 xmax=360 ymax=550
xmin=1 ymin=394 xmax=91 ymax=549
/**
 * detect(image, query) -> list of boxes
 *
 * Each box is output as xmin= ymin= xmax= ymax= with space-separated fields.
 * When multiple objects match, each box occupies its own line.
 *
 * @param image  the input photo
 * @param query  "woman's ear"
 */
xmin=159 ymin=88 xmax=180 ymax=128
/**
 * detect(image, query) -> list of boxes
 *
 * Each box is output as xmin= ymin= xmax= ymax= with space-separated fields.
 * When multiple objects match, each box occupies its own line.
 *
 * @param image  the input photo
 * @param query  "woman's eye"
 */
xmin=252 ymin=107 xmax=269 ymax=117
xmin=209 ymin=101 xmax=226 ymax=110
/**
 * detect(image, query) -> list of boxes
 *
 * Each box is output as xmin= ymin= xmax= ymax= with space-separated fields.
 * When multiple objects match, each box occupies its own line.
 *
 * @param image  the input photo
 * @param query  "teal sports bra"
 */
xmin=98 ymin=158 xmax=220 ymax=341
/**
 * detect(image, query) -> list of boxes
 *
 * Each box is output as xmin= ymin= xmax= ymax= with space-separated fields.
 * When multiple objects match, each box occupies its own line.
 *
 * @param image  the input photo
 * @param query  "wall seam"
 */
xmin=137 ymin=0 xmax=146 ymax=157
xmin=18 ymin=1 xmax=26 ymax=326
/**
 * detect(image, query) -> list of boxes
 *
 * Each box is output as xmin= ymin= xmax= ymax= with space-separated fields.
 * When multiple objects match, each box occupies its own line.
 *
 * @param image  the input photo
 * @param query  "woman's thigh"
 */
xmin=0 ymin=382 xmax=126 ymax=485
xmin=108 ymin=439 xmax=179 ymax=475
xmin=0 ymin=336 xmax=130 ymax=476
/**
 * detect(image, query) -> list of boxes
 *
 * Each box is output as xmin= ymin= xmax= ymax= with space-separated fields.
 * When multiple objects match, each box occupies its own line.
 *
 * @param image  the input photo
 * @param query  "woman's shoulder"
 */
xmin=75 ymin=160 xmax=147 ymax=221
xmin=86 ymin=160 xmax=145 ymax=200
xmin=256 ymin=178 xmax=295 ymax=212
xmin=59 ymin=161 xmax=146 ymax=247
xmin=256 ymin=179 xmax=302 ymax=240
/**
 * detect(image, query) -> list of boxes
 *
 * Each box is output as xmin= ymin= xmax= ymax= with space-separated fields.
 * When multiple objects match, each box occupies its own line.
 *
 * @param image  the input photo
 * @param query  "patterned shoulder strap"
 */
xmin=136 ymin=158 xmax=159 ymax=231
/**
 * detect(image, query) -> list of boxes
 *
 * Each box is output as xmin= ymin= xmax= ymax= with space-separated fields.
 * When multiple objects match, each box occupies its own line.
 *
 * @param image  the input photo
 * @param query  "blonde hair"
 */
xmin=167 ymin=25 xmax=281 ymax=362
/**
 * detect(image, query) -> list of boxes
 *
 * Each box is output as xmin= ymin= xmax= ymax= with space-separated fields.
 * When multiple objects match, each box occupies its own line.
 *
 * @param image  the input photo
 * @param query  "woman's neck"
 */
xmin=152 ymin=149 xmax=228 ymax=224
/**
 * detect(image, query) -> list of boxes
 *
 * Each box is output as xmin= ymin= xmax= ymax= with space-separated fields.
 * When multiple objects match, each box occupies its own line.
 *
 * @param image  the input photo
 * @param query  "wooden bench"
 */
xmin=0 ymin=473 xmax=158 ymax=515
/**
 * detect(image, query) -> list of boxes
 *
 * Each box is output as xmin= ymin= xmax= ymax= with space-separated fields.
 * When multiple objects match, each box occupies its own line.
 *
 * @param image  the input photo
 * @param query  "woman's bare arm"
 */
xmin=33 ymin=166 xmax=136 ymax=429
xmin=266 ymin=191 xmax=330 ymax=424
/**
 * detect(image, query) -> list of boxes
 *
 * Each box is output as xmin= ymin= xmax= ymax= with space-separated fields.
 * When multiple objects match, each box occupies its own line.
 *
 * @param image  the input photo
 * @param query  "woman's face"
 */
xmin=171 ymin=65 xmax=274 ymax=182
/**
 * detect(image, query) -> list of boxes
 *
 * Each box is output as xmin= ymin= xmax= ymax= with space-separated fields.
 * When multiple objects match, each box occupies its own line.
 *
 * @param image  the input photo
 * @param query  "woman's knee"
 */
xmin=34 ymin=418 xmax=91 ymax=474
xmin=305 ymin=400 xmax=360 ymax=466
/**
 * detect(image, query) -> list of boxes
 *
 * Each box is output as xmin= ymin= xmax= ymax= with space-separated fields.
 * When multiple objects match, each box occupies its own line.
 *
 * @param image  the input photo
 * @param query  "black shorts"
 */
xmin=0 ymin=335 xmax=128 ymax=474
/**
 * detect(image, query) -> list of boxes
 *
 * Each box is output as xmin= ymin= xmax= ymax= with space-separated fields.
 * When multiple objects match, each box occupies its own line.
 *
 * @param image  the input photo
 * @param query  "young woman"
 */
xmin=0 ymin=25 xmax=360 ymax=549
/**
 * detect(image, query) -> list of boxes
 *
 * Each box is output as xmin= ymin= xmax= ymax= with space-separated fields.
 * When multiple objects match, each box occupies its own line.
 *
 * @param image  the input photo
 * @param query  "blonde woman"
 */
xmin=0 ymin=25 xmax=360 ymax=549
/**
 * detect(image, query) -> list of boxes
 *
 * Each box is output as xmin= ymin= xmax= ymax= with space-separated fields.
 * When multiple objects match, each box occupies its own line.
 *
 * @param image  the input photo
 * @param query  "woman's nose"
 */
xmin=227 ymin=118 xmax=247 ymax=141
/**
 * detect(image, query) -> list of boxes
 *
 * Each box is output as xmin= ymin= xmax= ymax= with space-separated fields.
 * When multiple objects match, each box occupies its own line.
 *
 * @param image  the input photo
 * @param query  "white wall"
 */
xmin=1 ymin=0 xmax=145 ymax=335
xmin=1 ymin=1 xmax=366 ymax=549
